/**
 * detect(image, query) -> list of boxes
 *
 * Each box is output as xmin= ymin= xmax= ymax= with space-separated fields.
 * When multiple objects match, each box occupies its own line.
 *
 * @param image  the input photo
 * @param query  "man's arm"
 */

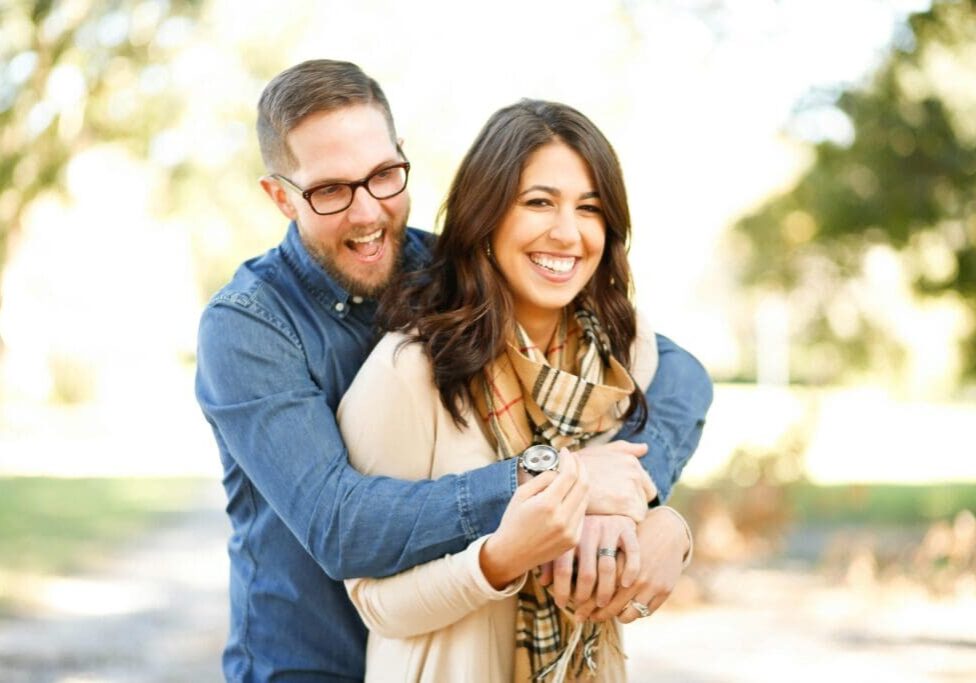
xmin=626 ymin=334 xmax=713 ymax=503
xmin=550 ymin=334 xmax=710 ymax=606
xmin=195 ymin=300 xmax=515 ymax=581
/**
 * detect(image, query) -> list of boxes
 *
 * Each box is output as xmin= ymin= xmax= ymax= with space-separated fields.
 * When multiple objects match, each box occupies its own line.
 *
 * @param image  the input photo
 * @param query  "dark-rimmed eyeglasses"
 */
xmin=272 ymin=162 xmax=411 ymax=216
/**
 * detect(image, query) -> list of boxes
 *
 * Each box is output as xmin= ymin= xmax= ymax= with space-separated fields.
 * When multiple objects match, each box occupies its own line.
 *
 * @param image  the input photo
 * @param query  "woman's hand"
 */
xmin=480 ymin=449 xmax=589 ymax=590
xmin=538 ymin=514 xmax=640 ymax=610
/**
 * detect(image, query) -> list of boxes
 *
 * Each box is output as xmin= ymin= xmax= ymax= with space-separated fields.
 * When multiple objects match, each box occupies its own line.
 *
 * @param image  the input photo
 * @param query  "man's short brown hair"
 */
xmin=256 ymin=59 xmax=397 ymax=174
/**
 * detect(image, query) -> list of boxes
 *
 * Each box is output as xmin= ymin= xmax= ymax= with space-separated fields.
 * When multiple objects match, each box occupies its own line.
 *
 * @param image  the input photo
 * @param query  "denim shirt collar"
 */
xmin=279 ymin=221 xmax=431 ymax=314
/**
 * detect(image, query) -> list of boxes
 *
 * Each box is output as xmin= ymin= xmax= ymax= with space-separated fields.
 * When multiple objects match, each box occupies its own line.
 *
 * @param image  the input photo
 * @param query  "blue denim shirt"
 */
xmin=195 ymin=222 xmax=712 ymax=682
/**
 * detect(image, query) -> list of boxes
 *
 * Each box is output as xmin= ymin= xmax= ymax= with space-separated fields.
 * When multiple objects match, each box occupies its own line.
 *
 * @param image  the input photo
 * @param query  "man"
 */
xmin=195 ymin=59 xmax=712 ymax=682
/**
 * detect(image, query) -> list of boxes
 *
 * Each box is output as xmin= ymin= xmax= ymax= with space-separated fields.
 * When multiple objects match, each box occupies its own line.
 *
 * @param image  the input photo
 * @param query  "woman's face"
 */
xmin=491 ymin=141 xmax=607 ymax=331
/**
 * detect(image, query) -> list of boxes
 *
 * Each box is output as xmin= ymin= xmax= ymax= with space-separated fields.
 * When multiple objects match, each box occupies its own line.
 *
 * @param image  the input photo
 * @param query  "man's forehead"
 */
xmin=287 ymin=104 xmax=399 ymax=182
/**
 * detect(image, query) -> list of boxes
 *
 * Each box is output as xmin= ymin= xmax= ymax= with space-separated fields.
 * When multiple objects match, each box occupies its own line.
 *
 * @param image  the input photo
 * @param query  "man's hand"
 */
xmin=577 ymin=440 xmax=656 ymax=521
xmin=480 ymin=450 xmax=589 ymax=589
xmin=573 ymin=505 xmax=689 ymax=623
xmin=538 ymin=514 xmax=640 ymax=610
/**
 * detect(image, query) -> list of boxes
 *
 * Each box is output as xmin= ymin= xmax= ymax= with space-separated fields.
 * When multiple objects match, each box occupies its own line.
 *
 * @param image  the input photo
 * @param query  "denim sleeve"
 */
xmin=622 ymin=334 xmax=713 ymax=502
xmin=195 ymin=301 xmax=516 ymax=580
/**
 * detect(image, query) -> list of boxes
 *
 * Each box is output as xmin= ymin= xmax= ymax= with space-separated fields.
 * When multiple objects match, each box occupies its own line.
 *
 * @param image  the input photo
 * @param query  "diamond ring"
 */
xmin=629 ymin=599 xmax=651 ymax=618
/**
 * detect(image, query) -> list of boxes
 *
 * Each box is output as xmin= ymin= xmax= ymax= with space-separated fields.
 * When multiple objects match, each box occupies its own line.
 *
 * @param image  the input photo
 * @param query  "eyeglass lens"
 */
xmin=308 ymin=165 xmax=407 ymax=214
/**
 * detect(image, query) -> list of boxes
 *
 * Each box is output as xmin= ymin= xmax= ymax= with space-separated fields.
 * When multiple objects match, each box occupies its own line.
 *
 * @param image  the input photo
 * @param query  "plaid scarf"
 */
xmin=471 ymin=308 xmax=635 ymax=681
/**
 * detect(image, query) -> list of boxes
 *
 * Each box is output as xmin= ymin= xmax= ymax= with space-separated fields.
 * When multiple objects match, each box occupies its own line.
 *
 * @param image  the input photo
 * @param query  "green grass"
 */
xmin=0 ymin=477 xmax=211 ymax=576
xmin=785 ymin=482 xmax=976 ymax=524
xmin=670 ymin=481 xmax=976 ymax=525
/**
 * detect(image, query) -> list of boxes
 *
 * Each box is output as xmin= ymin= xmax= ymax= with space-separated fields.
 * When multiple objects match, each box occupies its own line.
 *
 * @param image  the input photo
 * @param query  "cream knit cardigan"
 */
xmin=336 ymin=315 xmax=658 ymax=682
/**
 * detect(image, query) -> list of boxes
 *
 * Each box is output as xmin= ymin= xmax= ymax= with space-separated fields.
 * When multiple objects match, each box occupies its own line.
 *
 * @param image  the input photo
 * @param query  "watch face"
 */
xmin=521 ymin=444 xmax=559 ymax=473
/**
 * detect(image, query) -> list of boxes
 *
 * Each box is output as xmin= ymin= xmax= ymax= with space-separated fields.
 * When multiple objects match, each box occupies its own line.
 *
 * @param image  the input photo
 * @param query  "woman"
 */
xmin=337 ymin=99 xmax=671 ymax=681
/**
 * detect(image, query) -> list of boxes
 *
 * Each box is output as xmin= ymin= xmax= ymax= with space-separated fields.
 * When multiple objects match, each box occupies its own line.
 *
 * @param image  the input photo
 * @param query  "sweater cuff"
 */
xmin=466 ymin=535 xmax=527 ymax=598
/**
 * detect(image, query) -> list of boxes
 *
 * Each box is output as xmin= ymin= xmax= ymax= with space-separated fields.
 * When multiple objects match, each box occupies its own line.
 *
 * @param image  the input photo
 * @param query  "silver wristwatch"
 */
xmin=518 ymin=444 xmax=560 ymax=476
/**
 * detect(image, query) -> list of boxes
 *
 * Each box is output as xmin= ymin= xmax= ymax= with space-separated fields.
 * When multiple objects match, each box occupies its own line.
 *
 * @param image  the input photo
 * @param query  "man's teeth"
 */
xmin=530 ymin=255 xmax=575 ymax=273
xmin=350 ymin=229 xmax=383 ymax=244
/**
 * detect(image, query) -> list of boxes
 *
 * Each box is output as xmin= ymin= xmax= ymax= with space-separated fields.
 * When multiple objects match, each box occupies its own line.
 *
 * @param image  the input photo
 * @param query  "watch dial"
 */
xmin=523 ymin=445 xmax=558 ymax=470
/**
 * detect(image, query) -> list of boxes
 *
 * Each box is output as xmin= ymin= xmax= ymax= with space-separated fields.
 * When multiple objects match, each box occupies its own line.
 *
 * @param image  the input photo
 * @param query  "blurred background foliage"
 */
xmin=0 ymin=2 xmax=974 ymax=677
xmin=733 ymin=0 xmax=976 ymax=389
xmin=0 ymin=0 xmax=205 ymax=308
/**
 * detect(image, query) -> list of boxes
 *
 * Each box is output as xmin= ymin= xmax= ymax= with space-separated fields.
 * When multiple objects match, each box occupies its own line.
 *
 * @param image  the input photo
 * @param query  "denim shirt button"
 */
xmin=351 ymin=296 xmax=363 ymax=304
xmin=334 ymin=302 xmax=346 ymax=312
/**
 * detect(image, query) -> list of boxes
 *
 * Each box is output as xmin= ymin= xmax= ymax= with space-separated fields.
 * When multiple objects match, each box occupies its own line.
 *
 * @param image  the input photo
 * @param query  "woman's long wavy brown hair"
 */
xmin=378 ymin=99 xmax=647 ymax=430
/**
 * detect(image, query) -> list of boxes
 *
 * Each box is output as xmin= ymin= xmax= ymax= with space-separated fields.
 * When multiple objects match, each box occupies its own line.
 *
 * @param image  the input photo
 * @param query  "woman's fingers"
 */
xmin=512 ymin=469 xmax=557 ymax=500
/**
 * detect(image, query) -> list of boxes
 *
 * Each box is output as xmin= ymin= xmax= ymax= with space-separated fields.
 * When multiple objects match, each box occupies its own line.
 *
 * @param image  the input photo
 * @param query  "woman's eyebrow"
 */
xmin=518 ymin=184 xmax=559 ymax=197
xmin=516 ymin=186 xmax=601 ymax=200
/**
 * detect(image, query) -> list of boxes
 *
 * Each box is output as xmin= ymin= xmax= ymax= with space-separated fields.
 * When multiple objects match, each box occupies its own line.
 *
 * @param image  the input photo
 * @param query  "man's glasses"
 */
xmin=272 ymin=162 xmax=411 ymax=216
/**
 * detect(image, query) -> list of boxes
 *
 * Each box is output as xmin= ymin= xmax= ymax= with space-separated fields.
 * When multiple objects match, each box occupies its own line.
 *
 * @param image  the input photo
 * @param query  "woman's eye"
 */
xmin=525 ymin=198 xmax=552 ymax=207
xmin=579 ymin=204 xmax=603 ymax=214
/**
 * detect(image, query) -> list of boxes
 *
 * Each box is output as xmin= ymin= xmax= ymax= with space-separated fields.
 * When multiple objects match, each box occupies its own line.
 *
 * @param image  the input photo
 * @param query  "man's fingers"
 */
xmin=573 ymin=521 xmax=599 ymax=605
xmin=550 ymin=549 xmax=575 ymax=608
xmin=589 ymin=580 xmax=637 ymax=622
xmin=638 ymin=469 xmax=657 ymax=503
xmin=610 ymin=440 xmax=648 ymax=457
xmin=617 ymin=591 xmax=667 ymax=625
xmin=537 ymin=561 xmax=553 ymax=586
xmin=573 ymin=596 xmax=597 ymax=623
xmin=618 ymin=526 xmax=641 ymax=589
xmin=595 ymin=554 xmax=617 ymax=608
xmin=594 ymin=523 xmax=623 ymax=607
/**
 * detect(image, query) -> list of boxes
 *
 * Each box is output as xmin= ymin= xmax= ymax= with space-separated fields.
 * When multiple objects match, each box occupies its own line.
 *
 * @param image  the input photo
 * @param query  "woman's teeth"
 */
xmin=530 ymin=254 xmax=575 ymax=273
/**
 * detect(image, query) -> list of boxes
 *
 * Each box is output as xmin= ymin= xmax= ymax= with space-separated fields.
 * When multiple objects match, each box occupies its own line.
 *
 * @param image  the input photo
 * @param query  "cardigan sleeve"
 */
xmin=338 ymin=334 xmax=524 ymax=639
xmin=345 ymin=536 xmax=524 ymax=639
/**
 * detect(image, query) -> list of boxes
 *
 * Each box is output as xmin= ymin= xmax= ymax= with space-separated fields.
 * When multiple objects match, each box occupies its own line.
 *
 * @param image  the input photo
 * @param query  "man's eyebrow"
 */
xmin=305 ymin=158 xmax=403 ymax=187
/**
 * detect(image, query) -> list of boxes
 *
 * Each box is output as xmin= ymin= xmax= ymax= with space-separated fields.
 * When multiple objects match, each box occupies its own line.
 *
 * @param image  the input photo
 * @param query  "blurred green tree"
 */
xmin=0 ymin=0 xmax=204 ymax=328
xmin=734 ymin=0 xmax=976 ymax=386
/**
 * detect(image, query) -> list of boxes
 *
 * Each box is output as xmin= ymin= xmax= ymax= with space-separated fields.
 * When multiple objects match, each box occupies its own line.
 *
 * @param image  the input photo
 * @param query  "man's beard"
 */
xmin=301 ymin=219 xmax=407 ymax=299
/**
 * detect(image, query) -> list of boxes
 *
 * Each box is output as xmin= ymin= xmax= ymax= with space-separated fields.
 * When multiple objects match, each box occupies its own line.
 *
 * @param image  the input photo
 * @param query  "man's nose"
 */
xmin=345 ymin=186 xmax=382 ymax=225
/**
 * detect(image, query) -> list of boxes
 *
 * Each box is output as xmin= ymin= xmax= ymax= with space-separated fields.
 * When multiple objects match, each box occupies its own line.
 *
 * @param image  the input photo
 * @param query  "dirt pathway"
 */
xmin=2 ymin=484 xmax=973 ymax=682
xmin=0 ymin=483 xmax=228 ymax=683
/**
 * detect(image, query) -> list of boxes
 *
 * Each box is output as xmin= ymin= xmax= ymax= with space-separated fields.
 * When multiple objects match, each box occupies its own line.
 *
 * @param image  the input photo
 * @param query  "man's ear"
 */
xmin=260 ymin=176 xmax=298 ymax=220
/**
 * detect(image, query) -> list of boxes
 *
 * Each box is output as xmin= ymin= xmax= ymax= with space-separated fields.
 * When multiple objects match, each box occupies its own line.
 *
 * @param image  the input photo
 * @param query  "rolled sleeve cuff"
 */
xmin=455 ymin=459 xmax=518 ymax=542
xmin=644 ymin=426 xmax=676 ymax=503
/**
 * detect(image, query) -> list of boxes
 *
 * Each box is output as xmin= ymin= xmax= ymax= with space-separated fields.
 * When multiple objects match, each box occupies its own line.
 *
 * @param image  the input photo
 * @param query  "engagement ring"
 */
xmin=629 ymin=599 xmax=651 ymax=618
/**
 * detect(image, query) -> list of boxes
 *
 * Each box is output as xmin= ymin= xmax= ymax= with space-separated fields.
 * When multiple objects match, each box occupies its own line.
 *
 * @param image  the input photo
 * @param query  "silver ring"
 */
xmin=597 ymin=547 xmax=618 ymax=559
xmin=629 ymin=599 xmax=651 ymax=618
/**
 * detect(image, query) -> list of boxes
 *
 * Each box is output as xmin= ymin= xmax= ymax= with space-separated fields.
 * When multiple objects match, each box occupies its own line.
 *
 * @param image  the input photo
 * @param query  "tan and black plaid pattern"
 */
xmin=471 ymin=308 xmax=634 ymax=681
